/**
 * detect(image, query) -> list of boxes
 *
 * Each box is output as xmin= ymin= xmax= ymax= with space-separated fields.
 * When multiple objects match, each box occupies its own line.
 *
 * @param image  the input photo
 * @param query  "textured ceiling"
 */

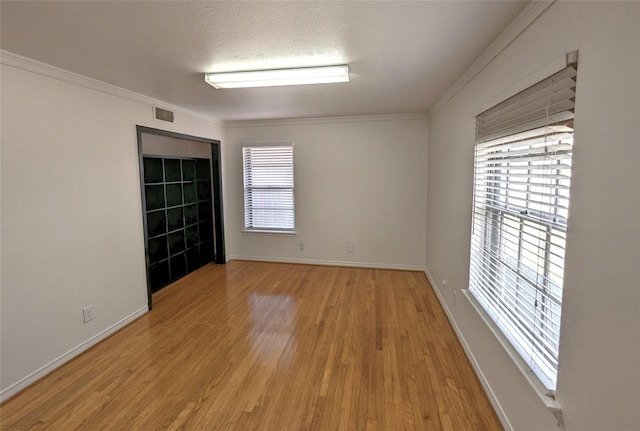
xmin=1 ymin=1 xmax=528 ymax=121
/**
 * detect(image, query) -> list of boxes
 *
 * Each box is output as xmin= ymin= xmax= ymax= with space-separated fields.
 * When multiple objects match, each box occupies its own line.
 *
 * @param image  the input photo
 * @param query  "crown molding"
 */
xmin=429 ymin=0 xmax=555 ymax=116
xmin=0 ymin=50 xmax=222 ymax=126
xmin=225 ymin=112 xmax=429 ymax=128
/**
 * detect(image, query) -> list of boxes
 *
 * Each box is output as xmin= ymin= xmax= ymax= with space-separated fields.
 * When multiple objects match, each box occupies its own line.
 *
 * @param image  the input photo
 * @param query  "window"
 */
xmin=243 ymin=144 xmax=295 ymax=232
xmin=469 ymin=63 xmax=577 ymax=392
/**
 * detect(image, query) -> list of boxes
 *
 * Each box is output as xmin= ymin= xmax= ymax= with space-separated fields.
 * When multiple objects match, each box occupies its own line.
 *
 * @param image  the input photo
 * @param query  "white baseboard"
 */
xmin=0 ymin=306 xmax=148 ymax=403
xmin=423 ymin=268 xmax=513 ymax=431
xmin=226 ymin=255 xmax=426 ymax=272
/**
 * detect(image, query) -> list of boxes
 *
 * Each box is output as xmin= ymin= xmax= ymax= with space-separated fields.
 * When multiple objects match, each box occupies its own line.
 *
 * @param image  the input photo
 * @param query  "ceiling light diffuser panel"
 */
xmin=205 ymin=65 xmax=349 ymax=89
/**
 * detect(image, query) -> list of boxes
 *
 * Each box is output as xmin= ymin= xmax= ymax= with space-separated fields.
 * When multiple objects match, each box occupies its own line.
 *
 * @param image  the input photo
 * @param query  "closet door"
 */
xmin=143 ymin=156 xmax=214 ymax=292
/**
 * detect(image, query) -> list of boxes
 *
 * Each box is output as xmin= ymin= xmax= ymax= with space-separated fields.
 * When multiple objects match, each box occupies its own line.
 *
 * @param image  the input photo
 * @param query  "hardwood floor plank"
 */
xmin=1 ymin=261 xmax=502 ymax=430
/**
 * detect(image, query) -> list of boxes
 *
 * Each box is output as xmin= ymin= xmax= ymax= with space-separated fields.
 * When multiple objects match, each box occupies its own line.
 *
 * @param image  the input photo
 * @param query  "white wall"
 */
xmin=0 ymin=53 xmax=224 ymax=400
xmin=426 ymin=2 xmax=640 ymax=430
xmin=141 ymin=133 xmax=212 ymax=159
xmin=224 ymin=116 xmax=428 ymax=270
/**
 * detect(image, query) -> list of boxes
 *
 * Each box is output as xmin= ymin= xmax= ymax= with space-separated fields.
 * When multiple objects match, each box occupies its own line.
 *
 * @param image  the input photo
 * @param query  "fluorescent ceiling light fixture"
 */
xmin=205 ymin=65 xmax=349 ymax=89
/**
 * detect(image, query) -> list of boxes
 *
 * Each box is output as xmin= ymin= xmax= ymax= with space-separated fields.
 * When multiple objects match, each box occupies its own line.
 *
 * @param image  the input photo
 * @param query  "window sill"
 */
xmin=461 ymin=289 xmax=565 ymax=428
xmin=242 ymin=229 xmax=298 ymax=236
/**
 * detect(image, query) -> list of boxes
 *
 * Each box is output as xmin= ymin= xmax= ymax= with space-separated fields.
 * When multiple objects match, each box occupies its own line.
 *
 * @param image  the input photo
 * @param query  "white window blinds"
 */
xmin=469 ymin=64 xmax=577 ymax=391
xmin=243 ymin=145 xmax=295 ymax=231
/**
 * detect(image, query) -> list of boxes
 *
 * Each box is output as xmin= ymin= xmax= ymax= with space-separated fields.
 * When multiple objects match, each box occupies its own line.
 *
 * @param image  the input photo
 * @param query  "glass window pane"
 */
xmin=166 ymin=183 xmax=183 ymax=207
xmin=164 ymin=158 xmax=181 ymax=182
xmin=168 ymin=231 xmax=185 ymax=255
xmin=145 ymin=185 xmax=165 ymax=211
xmin=149 ymin=261 xmax=170 ymax=292
xmin=170 ymin=254 xmax=187 ymax=280
xmin=183 ymin=182 xmax=196 ymax=204
xmin=146 ymin=210 xmax=166 ymax=237
xmin=243 ymin=145 xmax=294 ymax=230
xmin=196 ymin=159 xmax=211 ymax=180
xmin=469 ymin=66 xmax=576 ymax=391
xmin=148 ymin=236 xmax=168 ymax=264
xmin=184 ymin=204 xmax=197 ymax=226
xmin=182 ymin=159 xmax=195 ymax=181
xmin=167 ymin=207 xmax=184 ymax=231
xmin=143 ymin=158 xmax=163 ymax=183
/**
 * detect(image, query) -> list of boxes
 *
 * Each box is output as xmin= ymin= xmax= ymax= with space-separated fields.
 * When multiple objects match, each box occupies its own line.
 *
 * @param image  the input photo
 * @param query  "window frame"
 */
xmin=468 ymin=63 xmax=577 ymax=394
xmin=242 ymin=143 xmax=296 ymax=234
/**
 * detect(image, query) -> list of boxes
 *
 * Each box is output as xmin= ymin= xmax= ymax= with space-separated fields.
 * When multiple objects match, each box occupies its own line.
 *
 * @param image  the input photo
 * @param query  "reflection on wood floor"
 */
xmin=0 ymin=261 xmax=502 ymax=430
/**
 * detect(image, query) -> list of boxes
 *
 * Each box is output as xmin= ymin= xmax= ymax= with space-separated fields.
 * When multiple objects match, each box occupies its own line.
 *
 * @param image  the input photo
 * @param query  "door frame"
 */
xmin=136 ymin=125 xmax=225 ymax=310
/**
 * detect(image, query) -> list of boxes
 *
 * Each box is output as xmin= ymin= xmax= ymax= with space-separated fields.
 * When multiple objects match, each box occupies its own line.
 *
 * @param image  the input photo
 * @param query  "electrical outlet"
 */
xmin=347 ymin=243 xmax=354 ymax=253
xmin=299 ymin=242 xmax=304 ymax=251
xmin=442 ymin=279 xmax=448 ymax=288
xmin=83 ymin=306 xmax=94 ymax=323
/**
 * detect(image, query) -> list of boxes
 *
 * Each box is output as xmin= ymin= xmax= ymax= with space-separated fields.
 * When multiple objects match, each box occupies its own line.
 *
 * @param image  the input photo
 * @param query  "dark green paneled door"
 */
xmin=143 ymin=156 xmax=214 ymax=293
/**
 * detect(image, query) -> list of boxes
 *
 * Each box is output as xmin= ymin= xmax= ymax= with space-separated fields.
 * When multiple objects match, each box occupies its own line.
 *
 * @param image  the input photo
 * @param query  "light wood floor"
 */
xmin=1 ymin=261 xmax=502 ymax=430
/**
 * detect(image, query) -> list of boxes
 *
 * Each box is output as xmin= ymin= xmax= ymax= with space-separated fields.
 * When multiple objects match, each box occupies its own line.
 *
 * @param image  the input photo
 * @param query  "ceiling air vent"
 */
xmin=154 ymin=107 xmax=174 ymax=123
